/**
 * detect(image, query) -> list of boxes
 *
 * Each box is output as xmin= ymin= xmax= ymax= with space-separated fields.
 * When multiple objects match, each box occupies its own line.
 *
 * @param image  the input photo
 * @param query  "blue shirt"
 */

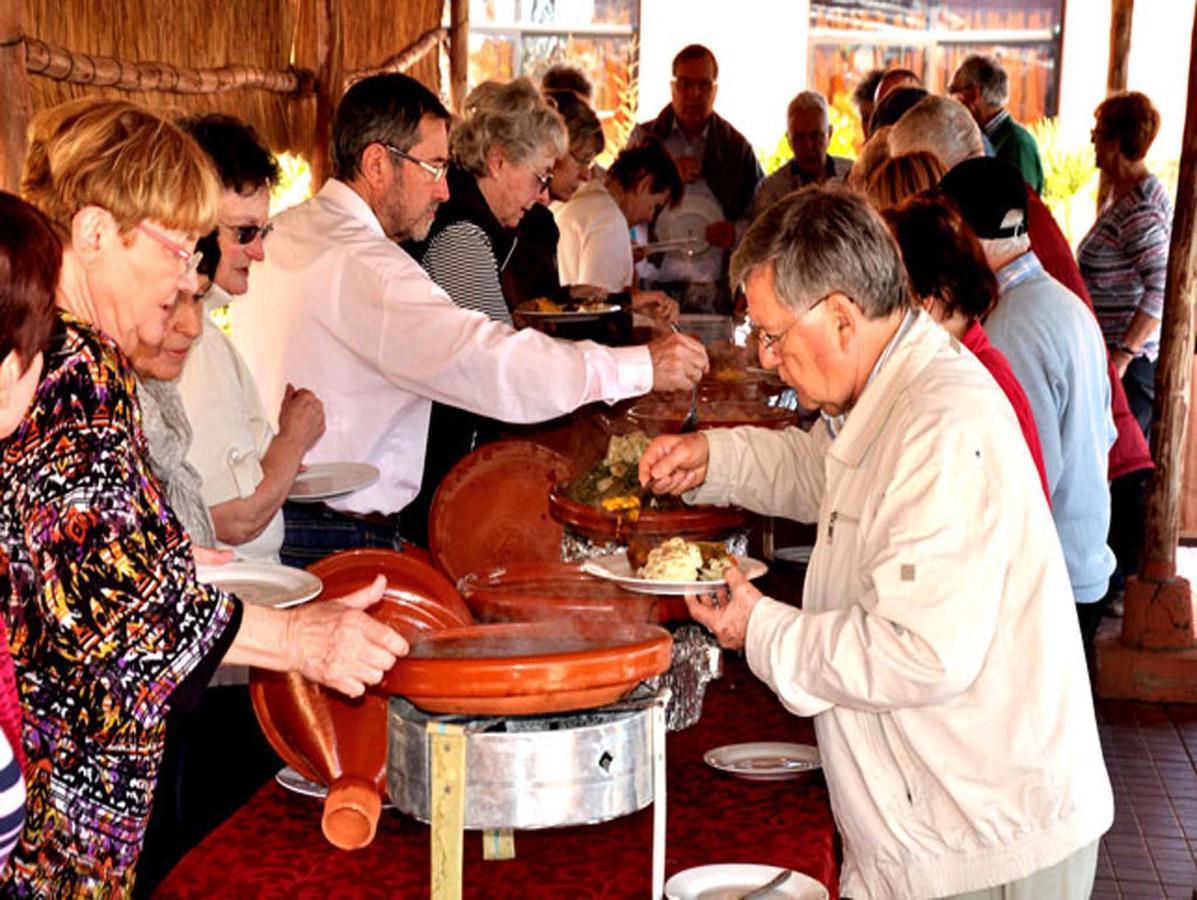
xmin=987 ymin=252 xmax=1116 ymax=603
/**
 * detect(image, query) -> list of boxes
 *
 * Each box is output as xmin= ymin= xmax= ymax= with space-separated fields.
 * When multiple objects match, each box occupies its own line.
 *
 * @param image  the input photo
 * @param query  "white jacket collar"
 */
xmin=316 ymin=179 xmax=387 ymax=239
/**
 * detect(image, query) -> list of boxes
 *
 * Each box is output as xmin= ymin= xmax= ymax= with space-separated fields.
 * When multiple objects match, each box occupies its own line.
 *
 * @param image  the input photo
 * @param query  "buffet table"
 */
xmin=156 ymin=653 xmax=839 ymax=898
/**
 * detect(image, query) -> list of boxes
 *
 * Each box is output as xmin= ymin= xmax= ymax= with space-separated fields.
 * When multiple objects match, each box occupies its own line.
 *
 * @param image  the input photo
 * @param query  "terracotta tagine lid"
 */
xmin=382 ymin=620 xmax=673 ymax=715
xmin=250 ymin=548 xmax=473 ymax=850
xmin=428 ymin=440 xmax=572 ymax=582
xmin=458 ymin=560 xmax=688 ymax=625
xmin=626 ymin=397 xmax=798 ymax=435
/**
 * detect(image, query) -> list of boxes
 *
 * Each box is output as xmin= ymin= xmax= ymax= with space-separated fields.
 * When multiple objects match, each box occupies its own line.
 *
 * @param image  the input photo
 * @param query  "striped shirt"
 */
xmin=422 ymin=222 xmax=515 ymax=325
xmin=1077 ymin=174 xmax=1172 ymax=361
xmin=0 ymin=730 xmax=22 ymax=867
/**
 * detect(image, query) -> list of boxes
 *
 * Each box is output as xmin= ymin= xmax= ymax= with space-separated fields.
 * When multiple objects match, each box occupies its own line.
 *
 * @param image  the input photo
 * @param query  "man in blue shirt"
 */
xmin=941 ymin=157 xmax=1116 ymax=648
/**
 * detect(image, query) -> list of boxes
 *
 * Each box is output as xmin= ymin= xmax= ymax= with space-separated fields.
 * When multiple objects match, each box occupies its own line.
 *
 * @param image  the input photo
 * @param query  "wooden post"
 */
xmin=1140 ymin=8 xmax=1197 ymax=583
xmin=448 ymin=0 xmax=469 ymax=114
xmin=1098 ymin=0 xmax=1135 ymax=209
xmin=0 ymin=0 xmax=32 ymax=194
xmin=312 ymin=0 xmax=344 ymax=190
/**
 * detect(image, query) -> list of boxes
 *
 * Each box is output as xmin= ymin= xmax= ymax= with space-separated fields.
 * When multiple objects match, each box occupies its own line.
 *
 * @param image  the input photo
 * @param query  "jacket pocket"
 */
xmin=879 ymin=716 xmax=918 ymax=809
xmin=826 ymin=509 xmax=860 ymax=545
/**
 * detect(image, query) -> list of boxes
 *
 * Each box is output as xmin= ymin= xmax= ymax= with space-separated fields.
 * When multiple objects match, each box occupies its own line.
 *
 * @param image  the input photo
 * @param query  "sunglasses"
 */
xmin=221 ymin=222 xmax=275 ymax=245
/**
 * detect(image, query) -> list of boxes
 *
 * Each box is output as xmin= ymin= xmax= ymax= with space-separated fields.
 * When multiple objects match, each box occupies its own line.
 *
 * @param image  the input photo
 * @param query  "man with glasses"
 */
xmin=750 ymin=91 xmax=851 ymax=221
xmin=638 ymin=185 xmax=1111 ymax=900
xmin=630 ymin=44 xmax=762 ymax=314
xmin=229 ymin=73 xmax=707 ymax=564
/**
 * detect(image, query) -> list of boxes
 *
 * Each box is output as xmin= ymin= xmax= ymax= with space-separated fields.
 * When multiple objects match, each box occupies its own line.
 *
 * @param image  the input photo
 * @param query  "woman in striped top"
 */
xmin=0 ymin=192 xmax=64 ymax=867
xmin=1077 ymin=91 xmax=1172 ymax=439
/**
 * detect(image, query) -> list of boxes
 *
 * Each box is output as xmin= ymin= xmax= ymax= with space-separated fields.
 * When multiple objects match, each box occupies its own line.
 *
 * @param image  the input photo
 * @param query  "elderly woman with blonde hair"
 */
xmin=3 ymin=97 xmax=408 ymax=895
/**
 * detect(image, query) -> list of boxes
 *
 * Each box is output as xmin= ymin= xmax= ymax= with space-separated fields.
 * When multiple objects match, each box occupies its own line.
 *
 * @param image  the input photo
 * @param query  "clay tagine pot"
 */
xmin=549 ymin=483 xmax=747 ymax=546
xmin=383 ymin=620 xmax=673 ymax=715
xmin=428 ymin=440 xmax=572 ymax=582
xmin=250 ymin=549 xmax=473 ymax=850
xmin=626 ymin=397 xmax=798 ymax=435
xmin=458 ymin=560 xmax=688 ymax=625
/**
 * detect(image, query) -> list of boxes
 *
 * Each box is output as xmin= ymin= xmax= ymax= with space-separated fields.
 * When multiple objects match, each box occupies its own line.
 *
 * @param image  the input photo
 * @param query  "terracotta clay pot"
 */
xmin=383 ymin=620 xmax=673 ymax=715
xmin=428 ymin=440 xmax=572 ymax=582
xmin=249 ymin=549 xmax=473 ymax=850
xmin=626 ymin=398 xmax=798 ymax=435
xmin=459 ymin=560 xmax=688 ymax=626
xmin=548 ymin=483 xmax=747 ymax=545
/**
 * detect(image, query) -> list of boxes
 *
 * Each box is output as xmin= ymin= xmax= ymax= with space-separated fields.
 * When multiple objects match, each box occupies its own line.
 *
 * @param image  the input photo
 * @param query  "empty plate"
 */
xmin=287 ymin=462 xmax=380 ymax=503
xmin=773 ymin=546 xmax=813 ymax=565
xmin=665 ymin=864 xmax=828 ymax=900
xmin=196 ymin=561 xmax=323 ymax=608
xmin=703 ymin=742 xmax=821 ymax=781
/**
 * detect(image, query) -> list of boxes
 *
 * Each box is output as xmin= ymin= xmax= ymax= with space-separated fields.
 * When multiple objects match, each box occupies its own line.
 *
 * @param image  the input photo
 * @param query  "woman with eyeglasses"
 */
xmin=176 ymin=115 xmax=325 ymax=567
xmin=4 ymin=97 xmax=407 ymax=895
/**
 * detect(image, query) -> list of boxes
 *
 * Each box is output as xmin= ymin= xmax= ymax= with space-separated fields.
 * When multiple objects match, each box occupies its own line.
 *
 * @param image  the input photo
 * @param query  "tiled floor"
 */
xmin=1092 ymin=698 xmax=1197 ymax=898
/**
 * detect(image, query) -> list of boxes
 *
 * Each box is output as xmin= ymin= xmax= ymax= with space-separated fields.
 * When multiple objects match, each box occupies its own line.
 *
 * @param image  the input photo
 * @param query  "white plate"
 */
xmin=703 ymin=742 xmax=821 ymax=781
xmin=665 ymin=864 xmax=828 ymax=900
xmin=656 ymin=193 xmax=723 ymax=257
xmin=287 ymin=462 xmax=380 ymax=503
xmin=580 ymin=552 xmax=767 ymax=596
xmin=514 ymin=301 xmax=620 ymax=323
xmin=196 ymin=561 xmax=323 ymax=608
xmin=773 ymin=546 xmax=813 ymax=565
xmin=274 ymin=767 xmax=394 ymax=808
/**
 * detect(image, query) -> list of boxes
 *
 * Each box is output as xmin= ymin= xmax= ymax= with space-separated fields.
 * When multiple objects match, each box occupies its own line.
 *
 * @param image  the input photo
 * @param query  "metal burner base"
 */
xmin=386 ymin=689 xmax=668 ymax=831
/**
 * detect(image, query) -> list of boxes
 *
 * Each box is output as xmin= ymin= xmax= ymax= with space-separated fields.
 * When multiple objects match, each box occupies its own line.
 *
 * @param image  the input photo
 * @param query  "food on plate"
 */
xmin=520 ymin=297 xmax=612 ymax=315
xmin=566 ymin=431 xmax=680 ymax=512
xmin=638 ymin=537 xmax=732 ymax=582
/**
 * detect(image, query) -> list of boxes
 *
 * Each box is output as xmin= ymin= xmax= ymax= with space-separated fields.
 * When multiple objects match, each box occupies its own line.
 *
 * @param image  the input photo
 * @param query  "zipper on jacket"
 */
xmin=880 ymin=719 xmax=916 ymax=807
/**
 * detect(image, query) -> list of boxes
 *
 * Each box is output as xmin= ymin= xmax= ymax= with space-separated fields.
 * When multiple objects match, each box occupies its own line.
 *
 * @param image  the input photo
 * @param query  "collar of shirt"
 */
xmin=995 ymin=250 xmax=1044 ymax=293
xmin=320 ymin=178 xmax=388 ymax=239
xmin=984 ymin=108 xmax=1011 ymax=137
xmin=669 ymin=117 xmax=710 ymax=151
xmin=786 ymin=155 xmax=837 ymax=186
xmin=821 ymin=306 xmax=920 ymax=438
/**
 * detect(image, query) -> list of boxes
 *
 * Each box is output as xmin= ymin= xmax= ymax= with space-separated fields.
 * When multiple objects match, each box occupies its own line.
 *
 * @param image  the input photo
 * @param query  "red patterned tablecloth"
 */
xmin=156 ymin=654 xmax=839 ymax=898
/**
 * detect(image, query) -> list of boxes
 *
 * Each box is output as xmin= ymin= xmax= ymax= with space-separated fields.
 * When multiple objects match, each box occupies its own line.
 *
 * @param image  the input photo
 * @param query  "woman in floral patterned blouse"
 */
xmin=3 ymin=98 xmax=409 ymax=897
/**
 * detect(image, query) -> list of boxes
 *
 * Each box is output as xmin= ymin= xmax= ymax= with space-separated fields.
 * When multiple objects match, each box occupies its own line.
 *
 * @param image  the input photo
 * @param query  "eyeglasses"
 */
xmin=137 ymin=222 xmax=203 ymax=276
xmin=221 ymin=221 xmax=274 ymax=245
xmin=534 ymin=169 xmax=554 ymax=194
xmin=383 ymin=143 xmax=448 ymax=182
xmin=673 ymin=76 xmax=716 ymax=93
xmin=754 ymin=293 xmax=834 ymax=352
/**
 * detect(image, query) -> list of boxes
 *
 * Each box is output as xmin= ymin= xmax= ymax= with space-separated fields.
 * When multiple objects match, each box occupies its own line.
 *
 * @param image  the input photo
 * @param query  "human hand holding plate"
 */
xmin=685 ymin=562 xmax=763 ymax=651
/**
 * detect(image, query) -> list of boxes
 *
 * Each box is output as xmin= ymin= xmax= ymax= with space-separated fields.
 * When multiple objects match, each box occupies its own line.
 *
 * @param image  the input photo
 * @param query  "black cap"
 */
xmin=938 ymin=157 xmax=1028 ymax=239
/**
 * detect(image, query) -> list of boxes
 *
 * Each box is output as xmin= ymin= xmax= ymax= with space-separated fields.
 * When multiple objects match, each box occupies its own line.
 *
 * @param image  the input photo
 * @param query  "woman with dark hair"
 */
xmin=0 ymin=191 xmax=64 ymax=868
xmin=885 ymin=194 xmax=1049 ymax=499
xmin=1078 ymin=91 xmax=1171 ymax=439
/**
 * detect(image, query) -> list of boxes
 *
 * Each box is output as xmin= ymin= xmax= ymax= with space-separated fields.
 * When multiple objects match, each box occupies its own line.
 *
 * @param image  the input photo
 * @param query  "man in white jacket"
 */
xmin=639 ymin=186 xmax=1112 ymax=899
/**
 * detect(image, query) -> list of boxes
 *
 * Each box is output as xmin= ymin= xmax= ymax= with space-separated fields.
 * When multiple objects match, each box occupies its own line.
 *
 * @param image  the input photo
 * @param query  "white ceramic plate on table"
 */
xmin=580 ymin=552 xmax=767 ymax=596
xmin=655 ymin=194 xmax=723 ymax=258
xmin=287 ymin=462 xmax=379 ymax=503
xmin=196 ymin=561 xmax=322 ymax=609
xmin=703 ymin=742 xmax=821 ymax=781
xmin=665 ymin=864 xmax=828 ymax=900
xmin=772 ymin=546 xmax=813 ymax=565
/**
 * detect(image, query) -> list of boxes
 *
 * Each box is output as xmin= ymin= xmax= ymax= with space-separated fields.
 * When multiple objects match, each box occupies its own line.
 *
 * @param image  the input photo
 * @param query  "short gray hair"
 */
xmin=787 ymin=90 xmax=829 ymax=130
xmin=451 ymin=78 xmax=567 ymax=176
xmin=952 ymin=55 xmax=1009 ymax=107
xmin=731 ymin=185 xmax=912 ymax=321
xmin=888 ymin=95 xmax=984 ymax=170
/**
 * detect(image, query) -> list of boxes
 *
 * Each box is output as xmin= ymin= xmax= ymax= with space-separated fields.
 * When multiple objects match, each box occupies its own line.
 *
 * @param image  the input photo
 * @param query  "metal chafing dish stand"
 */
xmin=387 ymin=687 xmax=671 ymax=899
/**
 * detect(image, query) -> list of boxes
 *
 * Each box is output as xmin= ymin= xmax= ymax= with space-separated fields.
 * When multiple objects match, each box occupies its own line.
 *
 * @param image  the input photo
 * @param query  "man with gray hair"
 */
xmin=750 ymin=89 xmax=851 ymax=220
xmin=949 ymin=54 xmax=1045 ymax=194
xmin=940 ymin=156 xmax=1115 ymax=645
xmin=637 ymin=184 xmax=1110 ymax=899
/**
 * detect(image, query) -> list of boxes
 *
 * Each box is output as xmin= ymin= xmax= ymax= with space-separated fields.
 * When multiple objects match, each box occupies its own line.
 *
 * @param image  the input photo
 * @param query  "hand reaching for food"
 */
xmin=638 ymin=433 xmax=710 ymax=495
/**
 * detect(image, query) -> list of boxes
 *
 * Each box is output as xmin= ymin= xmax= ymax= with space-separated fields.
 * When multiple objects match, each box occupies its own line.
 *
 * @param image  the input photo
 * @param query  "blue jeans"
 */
xmin=279 ymin=501 xmax=404 ymax=569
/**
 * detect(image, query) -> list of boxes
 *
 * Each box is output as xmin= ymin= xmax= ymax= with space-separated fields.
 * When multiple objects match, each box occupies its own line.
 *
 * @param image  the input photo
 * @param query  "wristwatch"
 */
xmin=1115 ymin=341 xmax=1138 ymax=356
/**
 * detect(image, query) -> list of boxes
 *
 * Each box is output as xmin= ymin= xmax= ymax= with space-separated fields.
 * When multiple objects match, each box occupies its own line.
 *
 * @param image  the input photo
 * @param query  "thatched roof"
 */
xmin=24 ymin=0 xmax=444 ymax=162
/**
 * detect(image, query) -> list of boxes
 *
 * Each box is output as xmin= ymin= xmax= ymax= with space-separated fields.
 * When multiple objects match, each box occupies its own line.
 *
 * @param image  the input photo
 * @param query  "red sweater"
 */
xmin=964 ymin=321 xmax=1051 ymax=502
xmin=1025 ymin=187 xmax=1153 ymax=480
